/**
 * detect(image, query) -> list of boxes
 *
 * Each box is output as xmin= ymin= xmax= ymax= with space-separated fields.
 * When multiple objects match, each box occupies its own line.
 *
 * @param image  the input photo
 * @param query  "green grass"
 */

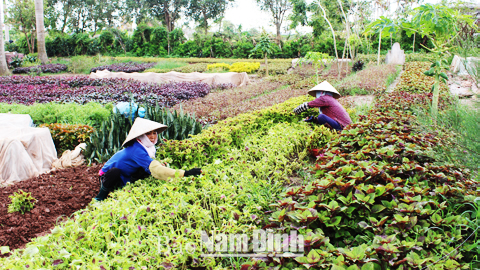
xmin=414 ymin=99 xmax=480 ymax=178
xmin=152 ymin=61 xmax=188 ymax=70
xmin=0 ymin=102 xmax=112 ymax=127
xmin=386 ymin=64 xmax=402 ymax=88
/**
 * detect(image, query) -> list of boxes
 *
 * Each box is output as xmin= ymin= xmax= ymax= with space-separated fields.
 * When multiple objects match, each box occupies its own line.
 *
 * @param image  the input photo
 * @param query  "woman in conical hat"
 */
xmin=94 ymin=118 xmax=202 ymax=201
xmin=293 ymin=80 xmax=352 ymax=131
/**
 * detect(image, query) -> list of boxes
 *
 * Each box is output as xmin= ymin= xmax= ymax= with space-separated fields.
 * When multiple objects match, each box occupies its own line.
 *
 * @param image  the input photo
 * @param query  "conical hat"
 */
xmin=122 ymin=118 xmax=168 ymax=147
xmin=307 ymin=81 xmax=341 ymax=99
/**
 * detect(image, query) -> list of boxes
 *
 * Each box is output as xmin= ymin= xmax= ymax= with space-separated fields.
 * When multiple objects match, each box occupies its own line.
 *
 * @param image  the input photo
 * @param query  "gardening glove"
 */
xmin=149 ymin=160 xmax=185 ymax=180
xmin=293 ymin=102 xmax=310 ymax=114
xmin=184 ymin=168 xmax=202 ymax=177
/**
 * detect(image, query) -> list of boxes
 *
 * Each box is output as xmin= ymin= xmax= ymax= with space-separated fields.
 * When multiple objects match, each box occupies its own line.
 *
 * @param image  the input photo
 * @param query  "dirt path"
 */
xmin=0 ymin=164 xmax=102 ymax=256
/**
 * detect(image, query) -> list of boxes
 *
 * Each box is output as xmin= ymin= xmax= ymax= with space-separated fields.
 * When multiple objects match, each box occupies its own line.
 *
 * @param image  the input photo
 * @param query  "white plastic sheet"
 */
xmin=89 ymin=70 xmax=251 ymax=87
xmin=0 ymin=115 xmax=57 ymax=186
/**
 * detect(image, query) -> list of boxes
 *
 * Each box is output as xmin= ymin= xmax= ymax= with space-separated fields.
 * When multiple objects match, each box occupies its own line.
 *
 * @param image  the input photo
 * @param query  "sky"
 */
xmin=214 ymin=0 xmax=447 ymax=35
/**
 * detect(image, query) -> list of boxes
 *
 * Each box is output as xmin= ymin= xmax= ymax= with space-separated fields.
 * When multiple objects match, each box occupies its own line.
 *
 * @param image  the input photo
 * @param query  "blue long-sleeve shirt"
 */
xmin=101 ymin=141 xmax=153 ymax=185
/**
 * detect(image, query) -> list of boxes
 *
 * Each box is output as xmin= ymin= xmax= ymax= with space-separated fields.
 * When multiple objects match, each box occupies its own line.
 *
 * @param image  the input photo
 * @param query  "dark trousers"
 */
xmin=101 ymin=167 xmax=150 ymax=190
xmin=317 ymin=114 xmax=342 ymax=131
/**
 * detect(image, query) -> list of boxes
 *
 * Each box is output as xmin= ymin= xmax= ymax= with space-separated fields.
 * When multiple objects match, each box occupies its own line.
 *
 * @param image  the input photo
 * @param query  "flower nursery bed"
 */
xmin=90 ymin=61 xmax=156 ymax=73
xmin=0 ymin=164 xmax=102 ymax=255
xmin=0 ymin=76 xmax=211 ymax=106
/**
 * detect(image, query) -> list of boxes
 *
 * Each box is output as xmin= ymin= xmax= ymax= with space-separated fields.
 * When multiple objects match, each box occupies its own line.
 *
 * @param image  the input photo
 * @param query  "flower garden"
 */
xmin=0 ymin=55 xmax=479 ymax=270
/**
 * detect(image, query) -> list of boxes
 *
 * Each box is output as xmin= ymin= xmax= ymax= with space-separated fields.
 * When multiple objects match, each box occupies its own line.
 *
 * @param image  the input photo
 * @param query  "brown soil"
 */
xmin=0 ymin=164 xmax=103 ymax=256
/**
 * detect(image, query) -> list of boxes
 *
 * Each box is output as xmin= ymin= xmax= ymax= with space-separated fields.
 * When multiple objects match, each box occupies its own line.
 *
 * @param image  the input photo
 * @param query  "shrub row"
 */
xmin=0 ymin=76 xmax=211 ymax=107
xmin=90 ymin=61 xmax=156 ymax=73
xmin=12 ymin=64 xmax=68 ymax=74
xmin=206 ymin=62 xmax=261 ymax=73
xmin=395 ymin=61 xmax=449 ymax=93
xmin=0 ymin=102 xmax=111 ymax=127
xmin=40 ymin=123 xmax=94 ymax=154
xmin=336 ymin=63 xmax=399 ymax=95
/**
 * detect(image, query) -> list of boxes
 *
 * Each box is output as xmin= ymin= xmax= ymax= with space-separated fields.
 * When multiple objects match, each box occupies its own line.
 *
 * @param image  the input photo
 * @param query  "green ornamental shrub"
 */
xmin=40 ymin=123 xmax=94 ymax=154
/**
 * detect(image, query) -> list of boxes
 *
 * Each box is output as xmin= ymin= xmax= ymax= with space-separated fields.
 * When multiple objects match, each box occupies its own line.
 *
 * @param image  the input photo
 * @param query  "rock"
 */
xmin=385 ymin=43 xmax=405 ymax=65
xmin=461 ymin=81 xmax=472 ymax=88
xmin=451 ymin=55 xmax=479 ymax=76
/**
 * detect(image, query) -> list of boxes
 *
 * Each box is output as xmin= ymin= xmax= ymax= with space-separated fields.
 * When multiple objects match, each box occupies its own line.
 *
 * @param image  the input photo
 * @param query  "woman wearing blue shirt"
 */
xmin=94 ymin=118 xmax=201 ymax=201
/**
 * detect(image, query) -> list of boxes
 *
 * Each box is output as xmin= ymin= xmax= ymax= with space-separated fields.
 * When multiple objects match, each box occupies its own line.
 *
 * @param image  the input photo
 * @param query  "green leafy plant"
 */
xmin=298 ymin=51 xmax=332 ymax=83
xmin=251 ymin=32 xmax=275 ymax=76
xmin=8 ymin=55 xmax=23 ymax=69
xmin=85 ymin=104 xmax=204 ymax=163
xmin=401 ymin=4 xmax=476 ymax=121
xmin=364 ymin=16 xmax=397 ymax=65
xmin=8 ymin=190 xmax=37 ymax=215
xmin=0 ymin=102 xmax=111 ymax=127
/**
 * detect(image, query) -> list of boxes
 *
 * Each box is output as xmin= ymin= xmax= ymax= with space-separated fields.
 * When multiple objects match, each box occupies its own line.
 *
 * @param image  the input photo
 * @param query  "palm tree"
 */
xmin=365 ymin=16 xmax=396 ymax=65
xmin=34 ymin=0 xmax=48 ymax=64
xmin=0 ymin=0 xmax=10 ymax=76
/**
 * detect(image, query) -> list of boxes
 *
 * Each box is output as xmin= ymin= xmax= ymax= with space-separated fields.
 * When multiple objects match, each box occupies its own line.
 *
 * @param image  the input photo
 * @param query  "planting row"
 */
xmin=173 ymin=63 xmax=353 ymax=124
xmin=12 ymin=64 xmax=68 ymax=74
xmin=243 ymin=92 xmax=478 ymax=268
xmin=395 ymin=61 xmax=449 ymax=93
xmin=0 ymin=76 xmax=211 ymax=106
xmin=90 ymin=61 xmax=156 ymax=73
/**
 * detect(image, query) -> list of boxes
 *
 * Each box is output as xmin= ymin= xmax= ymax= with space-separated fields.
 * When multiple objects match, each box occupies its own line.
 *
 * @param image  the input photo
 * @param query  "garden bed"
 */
xmin=0 ymin=164 xmax=102 ymax=255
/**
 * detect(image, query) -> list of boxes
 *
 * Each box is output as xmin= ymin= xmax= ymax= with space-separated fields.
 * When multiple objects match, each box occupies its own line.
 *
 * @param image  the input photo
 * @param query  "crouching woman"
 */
xmin=293 ymin=80 xmax=352 ymax=131
xmin=94 ymin=118 xmax=201 ymax=201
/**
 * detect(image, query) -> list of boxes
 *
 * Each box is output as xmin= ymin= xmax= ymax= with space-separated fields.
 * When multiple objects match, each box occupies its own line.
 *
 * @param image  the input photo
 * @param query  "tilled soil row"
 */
xmin=0 ymin=164 xmax=103 ymax=255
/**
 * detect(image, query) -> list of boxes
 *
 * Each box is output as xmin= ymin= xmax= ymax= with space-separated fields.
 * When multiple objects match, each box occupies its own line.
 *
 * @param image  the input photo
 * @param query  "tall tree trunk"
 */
xmin=276 ymin=22 xmax=281 ymax=45
xmin=0 ymin=0 xmax=10 ymax=76
xmin=412 ymin=33 xmax=415 ymax=53
xmin=264 ymin=52 xmax=268 ymax=77
xmin=318 ymin=1 xmax=339 ymax=79
xmin=202 ymin=9 xmax=208 ymax=35
xmin=377 ymin=32 xmax=382 ymax=65
xmin=35 ymin=0 xmax=48 ymax=64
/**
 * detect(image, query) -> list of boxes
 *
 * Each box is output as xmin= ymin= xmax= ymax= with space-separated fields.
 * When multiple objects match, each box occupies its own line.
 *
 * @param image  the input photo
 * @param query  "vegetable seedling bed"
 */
xmin=0 ymin=164 xmax=102 ymax=256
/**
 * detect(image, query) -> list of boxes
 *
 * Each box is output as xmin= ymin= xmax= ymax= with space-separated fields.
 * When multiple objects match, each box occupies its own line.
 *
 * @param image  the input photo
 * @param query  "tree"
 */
xmin=7 ymin=0 xmax=36 ymax=54
xmin=289 ymin=0 xmax=349 ymax=38
xmin=187 ymin=0 xmax=233 ymax=35
xmin=317 ymin=0 xmax=339 ymax=77
xmin=0 ymin=0 xmax=10 ymax=75
xmin=298 ymin=52 xmax=331 ymax=84
xmin=402 ymin=4 xmax=475 ymax=121
xmin=256 ymin=0 xmax=292 ymax=45
xmin=251 ymin=32 xmax=275 ymax=76
xmin=46 ymin=0 xmax=120 ymax=33
xmin=364 ymin=16 xmax=397 ymax=65
xmin=35 ymin=0 xmax=48 ymax=64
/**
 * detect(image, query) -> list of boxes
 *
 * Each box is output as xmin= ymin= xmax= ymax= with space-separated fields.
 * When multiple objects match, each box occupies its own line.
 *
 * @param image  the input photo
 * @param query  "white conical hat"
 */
xmin=307 ymin=81 xmax=341 ymax=99
xmin=122 ymin=118 xmax=168 ymax=147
